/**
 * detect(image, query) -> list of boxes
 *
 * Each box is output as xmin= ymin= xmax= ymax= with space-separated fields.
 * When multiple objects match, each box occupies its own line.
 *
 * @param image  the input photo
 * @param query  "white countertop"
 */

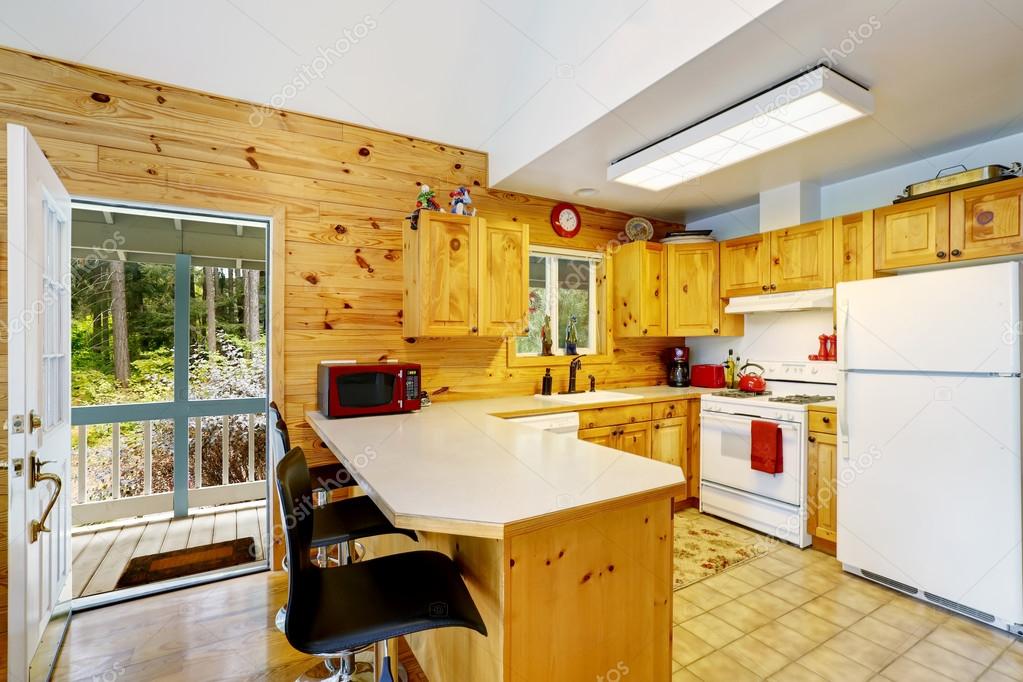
xmin=305 ymin=386 xmax=705 ymax=539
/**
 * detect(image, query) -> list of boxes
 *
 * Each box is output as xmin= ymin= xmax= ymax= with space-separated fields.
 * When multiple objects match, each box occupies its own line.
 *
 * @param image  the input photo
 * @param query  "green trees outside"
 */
xmin=72 ymin=259 xmax=268 ymax=506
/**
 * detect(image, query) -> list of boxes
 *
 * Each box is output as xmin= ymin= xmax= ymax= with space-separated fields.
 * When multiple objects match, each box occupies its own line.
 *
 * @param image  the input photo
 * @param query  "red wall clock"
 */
xmin=550 ymin=202 xmax=581 ymax=238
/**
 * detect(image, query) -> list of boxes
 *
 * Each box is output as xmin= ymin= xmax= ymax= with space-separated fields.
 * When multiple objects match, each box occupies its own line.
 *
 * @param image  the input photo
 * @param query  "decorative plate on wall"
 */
xmin=625 ymin=217 xmax=654 ymax=241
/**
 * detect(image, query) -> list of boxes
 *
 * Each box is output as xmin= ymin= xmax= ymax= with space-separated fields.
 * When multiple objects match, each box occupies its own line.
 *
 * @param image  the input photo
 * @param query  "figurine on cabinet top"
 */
xmin=415 ymin=184 xmax=442 ymax=212
xmin=449 ymin=186 xmax=476 ymax=216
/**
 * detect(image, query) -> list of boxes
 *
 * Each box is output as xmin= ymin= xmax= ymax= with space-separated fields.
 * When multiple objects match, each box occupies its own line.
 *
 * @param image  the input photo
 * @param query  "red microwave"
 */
xmin=318 ymin=361 xmax=422 ymax=418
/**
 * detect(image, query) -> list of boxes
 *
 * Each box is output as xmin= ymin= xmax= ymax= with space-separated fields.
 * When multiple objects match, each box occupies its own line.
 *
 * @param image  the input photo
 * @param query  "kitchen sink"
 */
xmin=534 ymin=390 xmax=636 ymax=405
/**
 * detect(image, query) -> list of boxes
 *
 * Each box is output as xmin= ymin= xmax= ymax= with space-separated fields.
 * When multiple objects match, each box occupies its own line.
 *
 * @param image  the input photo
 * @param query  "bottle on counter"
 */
xmin=724 ymin=349 xmax=736 ymax=389
xmin=541 ymin=368 xmax=553 ymax=396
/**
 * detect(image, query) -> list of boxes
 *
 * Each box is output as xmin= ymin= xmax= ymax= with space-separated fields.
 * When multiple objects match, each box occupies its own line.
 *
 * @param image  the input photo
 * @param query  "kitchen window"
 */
xmin=516 ymin=246 xmax=602 ymax=357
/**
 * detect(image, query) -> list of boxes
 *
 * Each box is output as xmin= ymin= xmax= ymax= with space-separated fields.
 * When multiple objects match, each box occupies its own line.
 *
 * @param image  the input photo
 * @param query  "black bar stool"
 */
xmin=277 ymin=446 xmax=487 ymax=682
xmin=269 ymin=404 xmax=418 ymax=636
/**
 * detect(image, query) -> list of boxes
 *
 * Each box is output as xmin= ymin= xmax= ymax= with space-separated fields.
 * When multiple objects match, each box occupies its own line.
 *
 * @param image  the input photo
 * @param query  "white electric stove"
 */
xmin=700 ymin=361 xmax=837 ymax=547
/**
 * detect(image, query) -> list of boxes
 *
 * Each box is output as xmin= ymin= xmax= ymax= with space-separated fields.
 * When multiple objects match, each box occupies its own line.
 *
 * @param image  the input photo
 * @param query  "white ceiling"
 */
xmin=2 ymin=0 xmax=1021 ymax=224
xmin=498 ymin=0 xmax=1023 ymax=221
xmin=0 ymin=0 xmax=778 ymax=181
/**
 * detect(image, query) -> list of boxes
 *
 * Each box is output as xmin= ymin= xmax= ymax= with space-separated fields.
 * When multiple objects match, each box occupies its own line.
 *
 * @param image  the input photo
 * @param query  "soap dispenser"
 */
xmin=541 ymin=368 xmax=553 ymax=396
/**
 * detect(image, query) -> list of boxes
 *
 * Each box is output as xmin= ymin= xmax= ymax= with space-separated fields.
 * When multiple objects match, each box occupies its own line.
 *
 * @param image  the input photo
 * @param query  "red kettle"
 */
xmin=737 ymin=362 xmax=767 ymax=393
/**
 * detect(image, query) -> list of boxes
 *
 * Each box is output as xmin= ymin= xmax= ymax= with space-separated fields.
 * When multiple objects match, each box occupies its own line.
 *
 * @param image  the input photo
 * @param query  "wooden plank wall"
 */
xmin=0 ymin=47 xmax=684 ymax=473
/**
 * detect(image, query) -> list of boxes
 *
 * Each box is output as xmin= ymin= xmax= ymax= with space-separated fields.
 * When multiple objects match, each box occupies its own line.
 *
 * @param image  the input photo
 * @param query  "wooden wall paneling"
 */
xmin=0 ymin=46 xmax=684 ymax=477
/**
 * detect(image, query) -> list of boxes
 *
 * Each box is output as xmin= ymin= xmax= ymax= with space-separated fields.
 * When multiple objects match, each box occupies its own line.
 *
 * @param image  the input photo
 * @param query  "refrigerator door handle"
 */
xmin=839 ymin=301 xmax=850 ymax=453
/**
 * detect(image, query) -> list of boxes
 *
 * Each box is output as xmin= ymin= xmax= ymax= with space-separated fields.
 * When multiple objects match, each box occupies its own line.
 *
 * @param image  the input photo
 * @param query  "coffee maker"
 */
xmin=667 ymin=346 xmax=690 ymax=387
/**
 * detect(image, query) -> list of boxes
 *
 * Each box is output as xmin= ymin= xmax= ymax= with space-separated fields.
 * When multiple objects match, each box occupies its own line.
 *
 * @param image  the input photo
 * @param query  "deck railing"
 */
xmin=71 ymin=398 xmax=267 ymax=525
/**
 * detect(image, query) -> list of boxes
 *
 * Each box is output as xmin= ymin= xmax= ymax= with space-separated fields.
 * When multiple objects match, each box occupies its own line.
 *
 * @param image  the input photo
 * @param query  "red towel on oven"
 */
xmin=751 ymin=420 xmax=783 ymax=474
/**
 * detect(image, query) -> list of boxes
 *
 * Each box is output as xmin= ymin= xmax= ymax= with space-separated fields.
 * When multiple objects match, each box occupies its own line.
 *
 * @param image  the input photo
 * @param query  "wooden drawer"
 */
xmin=808 ymin=410 xmax=836 ymax=435
xmin=651 ymin=400 xmax=688 ymax=421
xmin=578 ymin=404 xmax=652 ymax=429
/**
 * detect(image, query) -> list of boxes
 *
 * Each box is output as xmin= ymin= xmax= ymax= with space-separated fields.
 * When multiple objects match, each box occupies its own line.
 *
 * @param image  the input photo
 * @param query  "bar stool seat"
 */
xmin=284 ymin=549 xmax=486 ymax=655
xmin=311 ymin=495 xmax=418 ymax=550
xmin=277 ymin=446 xmax=486 ymax=681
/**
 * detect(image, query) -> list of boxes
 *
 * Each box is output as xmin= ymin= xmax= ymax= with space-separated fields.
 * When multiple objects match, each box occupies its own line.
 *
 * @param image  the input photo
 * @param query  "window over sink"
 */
xmin=516 ymin=246 xmax=602 ymax=357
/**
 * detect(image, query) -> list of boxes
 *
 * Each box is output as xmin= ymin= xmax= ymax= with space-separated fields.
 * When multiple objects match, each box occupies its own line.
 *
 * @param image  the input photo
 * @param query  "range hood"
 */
xmin=725 ymin=288 xmax=834 ymax=314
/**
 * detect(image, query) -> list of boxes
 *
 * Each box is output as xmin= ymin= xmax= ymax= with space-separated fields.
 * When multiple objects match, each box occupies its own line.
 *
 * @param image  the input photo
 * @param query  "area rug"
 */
xmin=116 ymin=537 xmax=257 ymax=588
xmin=673 ymin=513 xmax=770 ymax=589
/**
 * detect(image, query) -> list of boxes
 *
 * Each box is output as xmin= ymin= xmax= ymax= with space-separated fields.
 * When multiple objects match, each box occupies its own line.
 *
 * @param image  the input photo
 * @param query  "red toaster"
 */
xmin=690 ymin=364 xmax=726 ymax=388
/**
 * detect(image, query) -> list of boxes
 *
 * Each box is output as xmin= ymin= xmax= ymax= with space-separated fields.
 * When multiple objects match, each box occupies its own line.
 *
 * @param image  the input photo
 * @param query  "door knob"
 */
xmin=28 ymin=452 xmax=62 ymax=543
xmin=951 ymin=249 xmax=961 ymax=257
xmin=936 ymin=251 xmax=947 ymax=258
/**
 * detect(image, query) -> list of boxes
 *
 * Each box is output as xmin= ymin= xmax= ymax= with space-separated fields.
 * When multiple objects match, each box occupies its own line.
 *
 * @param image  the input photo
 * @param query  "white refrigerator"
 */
xmin=836 ymin=261 xmax=1023 ymax=634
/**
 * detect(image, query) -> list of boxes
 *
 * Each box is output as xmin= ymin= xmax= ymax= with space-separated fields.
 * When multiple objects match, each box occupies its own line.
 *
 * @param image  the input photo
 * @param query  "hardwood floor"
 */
xmin=72 ymin=500 xmax=267 ymax=598
xmin=54 ymin=570 xmax=427 ymax=682
xmin=55 ymin=511 xmax=1023 ymax=681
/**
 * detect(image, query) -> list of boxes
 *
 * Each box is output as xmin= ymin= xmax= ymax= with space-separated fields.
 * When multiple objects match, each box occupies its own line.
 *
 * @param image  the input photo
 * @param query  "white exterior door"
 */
xmin=7 ymin=123 xmax=73 ymax=681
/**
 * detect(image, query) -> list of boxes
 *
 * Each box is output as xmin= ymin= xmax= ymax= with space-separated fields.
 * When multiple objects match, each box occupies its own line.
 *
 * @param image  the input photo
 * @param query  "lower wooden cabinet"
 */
xmin=651 ymin=417 xmax=686 ymax=467
xmin=578 ymin=422 xmax=650 ymax=457
xmin=806 ymin=407 xmax=838 ymax=550
xmin=618 ymin=422 xmax=652 ymax=457
xmin=578 ymin=398 xmax=700 ymax=502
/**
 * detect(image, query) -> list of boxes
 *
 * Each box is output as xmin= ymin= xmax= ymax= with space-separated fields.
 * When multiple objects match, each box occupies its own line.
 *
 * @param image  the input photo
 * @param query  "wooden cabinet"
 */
xmin=578 ymin=425 xmax=616 ymax=449
xmin=833 ymin=211 xmax=875 ymax=284
xmin=807 ymin=407 xmax=838 ymax=551
xmin=720 ymin=223 xmax=833 ymax=297
xmin=666 ymin=243 xmax=743 ymax=337
xmin=950 ymin=176 xmax=1023 ymax=261
xmin=618 ymin=422 xmax=652 ymax=457
xmin=613 ymin=241 xmax=667 ymax=337
xmin=651 ymin=416 xmax=686 ymax=467
xmin=874 ymin=195 xmax=950 ymax=271
xmin=769 ymin=220 xmax=833 ymax=292
xmin=478 ymin=220 xmax=530 ymax=337
xmin=579 ymin=422 xmax=651 ymax=457
xmin=403 ymin=211 xmax=528 ymax=337
xmin=720 ymin=234 xmax=770 ymax=297
xmin=577 ymin=397 xmax=702 ymax=503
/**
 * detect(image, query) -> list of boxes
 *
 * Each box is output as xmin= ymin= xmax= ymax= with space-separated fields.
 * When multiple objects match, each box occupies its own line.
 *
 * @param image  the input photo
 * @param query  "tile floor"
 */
xmin=673 ymin=511 xmax=1022 ymax=681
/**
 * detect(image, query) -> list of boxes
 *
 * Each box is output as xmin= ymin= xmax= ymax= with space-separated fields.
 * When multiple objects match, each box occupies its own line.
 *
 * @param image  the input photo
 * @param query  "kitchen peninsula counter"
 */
xmin=305 ymin=386 xmax=701 ymax=681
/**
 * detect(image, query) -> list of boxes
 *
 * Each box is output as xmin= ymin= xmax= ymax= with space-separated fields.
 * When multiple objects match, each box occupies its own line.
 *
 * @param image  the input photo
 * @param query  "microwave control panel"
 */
xmin=404 ymin=369 xmax=420 ymax=400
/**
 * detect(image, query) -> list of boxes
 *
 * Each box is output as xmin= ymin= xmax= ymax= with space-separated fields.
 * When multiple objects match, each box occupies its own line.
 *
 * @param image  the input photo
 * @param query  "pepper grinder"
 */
xmin=827 ymin=333 xmax=838 ymax=361
xmin=817 ymin=334 xmax=829 ymax=361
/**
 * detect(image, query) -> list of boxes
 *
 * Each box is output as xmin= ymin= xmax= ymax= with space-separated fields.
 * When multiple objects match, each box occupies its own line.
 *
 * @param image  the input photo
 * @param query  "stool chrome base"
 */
xmin=293 ymin=649 xmax=408 ymax=682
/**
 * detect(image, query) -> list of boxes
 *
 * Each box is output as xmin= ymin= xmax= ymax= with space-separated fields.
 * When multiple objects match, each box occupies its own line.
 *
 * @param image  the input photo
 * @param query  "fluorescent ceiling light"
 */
xmin=608 ymin=66 xmax=873 ymax=191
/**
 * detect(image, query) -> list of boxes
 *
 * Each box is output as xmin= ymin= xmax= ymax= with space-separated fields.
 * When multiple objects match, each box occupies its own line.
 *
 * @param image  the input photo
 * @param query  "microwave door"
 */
xmin=339 ymin=372 xmax=397 ymax=408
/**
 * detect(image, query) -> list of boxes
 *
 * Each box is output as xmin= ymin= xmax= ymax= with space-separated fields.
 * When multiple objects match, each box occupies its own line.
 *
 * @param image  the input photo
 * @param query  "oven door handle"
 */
xmin=700 ymin=411 xmax=801 ymax=431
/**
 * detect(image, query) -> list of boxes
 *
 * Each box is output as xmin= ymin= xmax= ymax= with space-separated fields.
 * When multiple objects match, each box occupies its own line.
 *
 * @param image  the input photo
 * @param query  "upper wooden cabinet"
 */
xmin=874 ymin=195 xmax=950 ymax=271
xmin=950 ymin=176 xmax=1023 ymax=261
xmin=769 ymin=220 xmax=834 ymax=292
xmin=613 ymin=241 xmax=668 ymax=337
xmin=666 ymin=243 xmax=742 ymax=337
xmin=720 ymin=221 xmax=833 ymax=296
xmin=403 ymin=211 xmax=528 ymax=337
xmin=477 ymin=221 xmax=530 ymax=337
xmin=833 ymin=211 xmax=875 ymax=284
xmin=720 ymin=234 xmax=770 ymax=297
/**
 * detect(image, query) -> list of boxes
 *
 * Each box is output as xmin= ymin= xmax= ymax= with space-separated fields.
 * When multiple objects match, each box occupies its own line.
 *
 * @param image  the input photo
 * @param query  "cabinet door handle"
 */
xmin=769 ymin=283 xmax=777 ymax=290
xmin=936 ymin=251 xmax=946 ymax=259
xmin=713 ymin=327 xmax=719 ymax=334
xmin=471 ymin=326 xmax=478 ymax=333
xmin=654 ymin=423 xmax=660 ymax=430
xmin=808 ymin=435 xmax=817 ymax=443
xmin=642 ymin=328 xmax=648 ymax=335
xmin=762 ymin=284 xmax=769 ymax=291
xmin=822 ymin=416 xmax=830 ymax=423
xmin=951 ymin=249 xmax=961 ymax=257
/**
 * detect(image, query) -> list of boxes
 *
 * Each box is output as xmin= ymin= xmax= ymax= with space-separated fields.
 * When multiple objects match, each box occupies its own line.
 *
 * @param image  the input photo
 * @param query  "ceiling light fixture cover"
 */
xmin=607 ymin=66 xmax=874 ymax=191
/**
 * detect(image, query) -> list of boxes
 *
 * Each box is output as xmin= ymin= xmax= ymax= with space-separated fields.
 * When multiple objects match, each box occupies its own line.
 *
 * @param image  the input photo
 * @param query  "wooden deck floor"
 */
xmin=72 ymin=500 xmax=268 ymax=598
